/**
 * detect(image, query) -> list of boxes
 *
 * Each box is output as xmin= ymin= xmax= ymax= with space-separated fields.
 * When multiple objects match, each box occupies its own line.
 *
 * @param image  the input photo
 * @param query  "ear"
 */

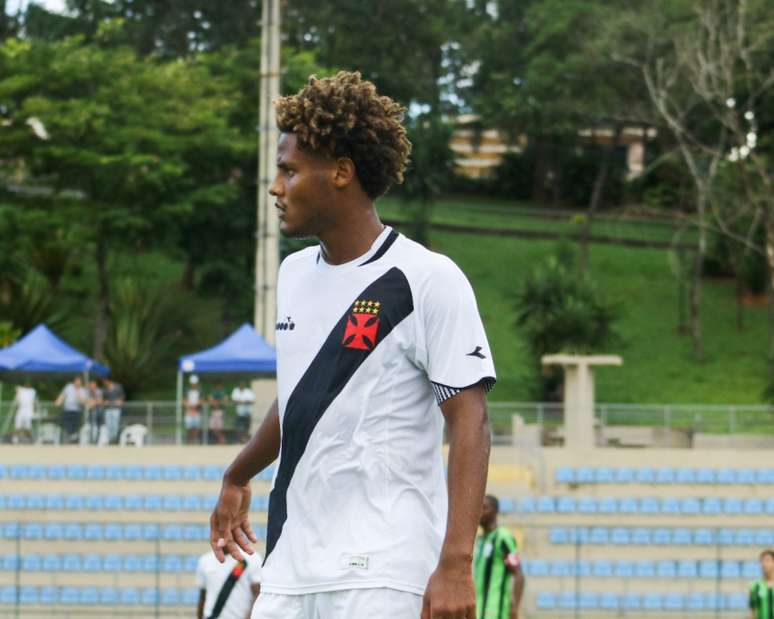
xmin=332 ymin=157 xmax=356 ymax=189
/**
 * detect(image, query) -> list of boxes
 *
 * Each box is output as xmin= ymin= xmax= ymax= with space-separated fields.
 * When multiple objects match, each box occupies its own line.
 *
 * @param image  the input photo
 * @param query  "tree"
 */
xmin=0 ymin=28 xmax=249 ymax=358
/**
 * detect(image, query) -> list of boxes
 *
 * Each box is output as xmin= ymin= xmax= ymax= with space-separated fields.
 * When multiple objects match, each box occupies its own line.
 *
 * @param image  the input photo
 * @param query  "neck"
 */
xmin=318 ymin=201 xmax=384 ymax=265
xmin=482 ymin=520 xmax=497 ymax=535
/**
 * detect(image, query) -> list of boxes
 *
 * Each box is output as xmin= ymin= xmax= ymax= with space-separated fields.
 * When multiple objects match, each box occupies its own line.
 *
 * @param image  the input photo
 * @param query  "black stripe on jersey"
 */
xmin=430 ymin=377 xmax=496 ymax=405
xmin=265 ymin=266 xmax=414 ymax=561
xmin=359 ymin=229 xmax=399 ymax=266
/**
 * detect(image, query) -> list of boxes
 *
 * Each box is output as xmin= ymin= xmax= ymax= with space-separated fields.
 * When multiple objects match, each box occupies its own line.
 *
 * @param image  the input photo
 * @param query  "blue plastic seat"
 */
xmin=622 ymin=593 xmax=641 ymax=610
xmin=62 ymin=553 xmax=82 ymax=571
xmin=124 ymin=524 xmax=143 ymax=541
xmin=144 ymin=495 xmax=163 ymax=511
xmin=60 ymin=586 xmax=79 ymax=605
xmin=120 ymin=587 xmax=140 ymax=605
xmin=557 ymin=496 xmax=576 ymax=513
xmin=105 ymin=465 xmax=125 ymax=480
xmin=1 ymin=554 xmax=20 ymax=571
xmin=676 ymin=468 xmax=696 ymax=484
xmin=40 ymin=586 xmax=58 ymax=605
xmin=536 ymin=591 xmax=557 ymax=610
xmin=755 ymin=529 xmax=774 ymax=545
xmin=672 ymin=528 xmax=692 ymax=545
xmin=678 ymin=560 xmax=697 ymax=578
xmin=594 ymin=467 xmax=614 ymax=483
xmin=660 ymin=497 xmax=679 ymax=514
xmin=66 ymin=464 xmax=86 ymax=480
xmin=589 ymin=527 xmax=608 ymax=544
xmin=592 ymin=560 xmax=613 ymax=577
xmin=26 ymin=494 xmax=45 ymax=510
xmin=655 ymin=468 xmax=675 ymax=484
xmin=686 ymin=592 xmax=705 ymax=610
xmin=721 ymin=561 xmax=741 ymax=579
xmin=163 ymin=466 xmax=183 ymax=481
xmin=80 ymin=586 xmax=99 ymax=605
xmin=125 ymin=465 xmax=143 ymax=481
xmin=163 ymin=525 xmax=183 ymax=541
xmin=10 ymin=464 xmax=30 ymax=479
xmin=618 ymin=497 xmax=638 ymax=514
xmin=555 ymin=467 xmax=574 ymax=484
xmin=42 ymin=521 xmax=62 ymax=540
xmin=84 ymin=523 xmax=103 ymax=541
xmin=142 ymin=587 xmax=159 ymax=606
xmin=536 ymin=496 xmax=555 ymax=513
xmin=716 ymin=468 xmax=736 ymax=484
xmin=144 ymin=466 xmax=163 ymax=481
xmin=516 ymin=497 xmax=535 ymax=513
xmin=632 ymin=527 xmax=651 ymax=545
xmin=766 ymin=498 xmax=774 ymax=515
xmin=185 ymin=525 xmax=207 ymax=541
xmin=124 ymin=555 xmax=142 ymax=573
xmin=104 ymin=495 xmax=123 ymax=511
xmin=664 ymin=592 xmax=684 ymax=611
xmin=104 ymin=523 xmax=123 ymax=541
xmin=0 ymin=465 xmax=6 ymax=479
xmin=8 ymin=494 xmax=25 ymax=509
xmin=43 ymin=494 xmax=63 ymax=510
xmin=142 ymin=524 xmax=160 ymax=541
xmin=704 ymin=593 xmax=722 ymax=610
xmin=182 ymin=588 xmax=199 ymax=605
xmin=576 ymin=467 xmax=594 ymax=484
xmin=46 ymin=464 xmax=64 ymax=479
xmin=23 ymin=523 xmax=44 ymax=540
xmin=614 ymin=467 xmax=635 ymax=483
xmin=550 ymin=561 xmax=573 ymax=577
xmin=680 ymin=497 xmax=700 ymax=514
xmin=143 ymin=555 xmax=159 ymax=572
xmin=643 ymin=593 xmax=662 ymax=611
xmin=743 ymin=561 xmax=760 ymax=579
xmin=634 ymin=561 xmax=655 ymax=578
xmin=0 ymin=586 xmax=17 ymax=604
xmin=86 ymin=465 xmax=105 ymax=480
xmin=83 ymin=554 xmax=102 ymax=572
xmin=183 ymin=465 xmax=201 ymax=480
xmin=640 ymin=497 xmax=659 ymax=514
xmin=203 ymin=495 xmax=219 ymax=511
xmin=735 ymin=528 xmax=755 ymax=545
xmin=656 ymin=560 xmax=676 ymax=578
xmin=104 ymin=554 xmax=122 ymax=571
xmin=614 ymin=561 xmax=634 ymax=577
xmin=696 ymin=468 xmax=716 ymax=484
xmin=161 ymin=588 xmax=180 ymax=606
xmin=737 ymin=468 xmax=755 ymax=484
xmin=600 ymin=592 xmax=619 ymax=610
xmin=99 ymin=587 xmax=119 ymax=605
xmin=578 ymin=497 xmax=597 ymax=514
xmin=84 ymin=495 xmax=103 ymax=510
xmin=718 ymin=528 xmax=735 ymax=545
xmin=611 ymin=528 xmax=630 ymax=545
xmin=65 ymin=495 xmax=85 ymax=510
xmin=744 ymin=498 xmax=764 ymax=515
xmin=182 ymin=495 xmax=203 ymax=511
xmin=652 ymin=527 xmax=671 ymax=544
xmin=693 ymin=528 xmax=715 ymax=545
xmin=20 ymin=585 xmax=39 ymax=605
xmin=42 ymin=554 xmax=61 ymax=571
xmin=699 ymin=560 xmax=719 ymax=579
xmin=22 ymin=554 xmax=42 ymax=571
xmin=2 ymin=522 xmax=20 ymax=539
xmin=558 ymin=591 xmax=577 ymax=610
xmin=202 ymin=465 xmax=223 ymax=481
xmin=726 ymin=592 xmax=747 ymax=610
xmin=597 ymin=497 xmax=617 ymax=514
xmin=579 ymin=592 xmax=598 ymax=609
xmin=64 ymin=523 xmax=82 ymax=541
xmin=124 ymin=494 xmax=142 ymax=511
xmin=702 ymin=497 xmax=721 ymax=515
xmin=163 ymin=495 xmax=183 ymax=511
xmin=525 ymin=559 xmax=549 ymax=577
xmin=756 ymin=468 xmax=774 ymax=484
xmin=549 ymin=528 xmax=568 ymax=545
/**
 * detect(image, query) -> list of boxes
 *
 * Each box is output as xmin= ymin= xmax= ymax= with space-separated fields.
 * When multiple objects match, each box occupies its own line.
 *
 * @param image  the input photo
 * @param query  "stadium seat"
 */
xmin=756 ymin=468 xmax=774 ymax=484
xmin=22 ymin=554 xmax=42 ymax=571
xmin=702 ymin=497 xmax=721 ymax=515
xmin=125 ymin=465 xmax=143 ymax=481
xmin=578 ymin=496 xmax=597 ymax=514
xmin=142 ymin=587 xmax=159 ymax=606
xmin=600 ymin=592 xmax=619 ymax=609
xmin=26 ymin=494 xmax=45 ymax=510
xmin=610 ymin=527 xmax=630 ymax=545
xmin=632 ymin=528 xmax=651 ymax=545
xmin=8 ymin=494 xmax=25 ymax=510
xmin=717 ymin=468 xmax=737 ymax=484
xmin=161 ymin=588 xmax=180 ymax=606
xmin=678 ymin=560 xmax=697 ymax=578
xmin=183 ymin=495 xmax=203 ymax=511
xmin=163 ymin=466 xmax=183 ymax=481
xmin=735 ymin=529 xmax=755 ymax=545
xmin=516 ymin=497 xmax=535 ymax=513
xmin=618 ymin=497 xmax=638 ymax=514
xmin=592 ymin=560 xmax=613 ymax=577
xmin=84 ymin=523 xmax=103 ymax=541
xmin=42 ymin=554 xmax=61 ymax=572
xmin=64 ymin=523 xmax=82 ymax=541
xmin=182 ymin=588 xmax=199 ymax=605
xmin=2 ymin=522 xmax=20 ymax=539
xmin=558 ymin=591 xmax=577 ymax=610
xmin=655 ymin=468 xmax=675 ymax=484
xmin=99 ymin=587 xmax=119 ymax=605
xmin=536 ymin=592 xmax=557 ymax=610
xmin=726 ymin=592 xmax=747 ymax=610
xmin=163 ymin=525 xmax=183 ymax=541
xmin=643 ymin=593 xmax=662 ymax=611
xmin=84 ymin=495 xmax=103 ymax=510
xmin=125 ymin=494 xmax=143 ymax=510
xmin=594 ymin=468 xmax=615 ymax=483
xmin=743 ymin=561 xmax=760 ymax=579
xmin=597 ymin=497 xmax=617 ymax=514
xmin=120 ymin=587 xmax=140 ymax=605
xmin=144 ymin=495 xmax=163 ymax=511
xmin=23 ymin=523 xmax=43 ymax=540
xmin=28 ymin=464 xmax=45 ymax=479
xmin=672 ymin=528 xmax=692 ymax=545
xmin=163 ymin=495 xmax=183 ymax=511
xmin=143 ymin=555 xmax=159 ymax=572
xmin=704 ymin=593 xmax=722 ymax=610
xmin=635 ymin=468 xmax=655 ymax=483
xmin=536 ymin=496 xmax=555 ymax=513
xmin=46 ymin=464 xmax=64 ymax=479
xmin=203 ymin=495 xmax=218 ymax=511
xmin=63 ymin=554 xmax=82 ymax=571
xmin=104 ymin=554 xmax=122 ymax=571
xmin=142 ymin=524 xmax=160 ymax=541
xmin=680 ymin=497 xmax=700 ymax=515
xmin=80 ymin=586 xmax=99 ymax=605
xmin=656 ymin=560 xmax=676 ymax=578
xmin=40 ymin=586 xmax=58 ymax=605
xmin=0 ymin=586 xmax=16 ymax=605
xmin=737 ymin=468 xmax=756 ymax=484
xmin=744 ymin=498 xmax=764 ymax=515
xmin=144 ymin=466 xmax=163 ymax=481
xmin=60 ymin=586 xmax=79 ymax=605
xmin=66 ymin=464 xmax=86 ymax=480
xmin=614 ymin=467 xmax=635 ymax=483
xmin=10 ymin=464 xmax=29 ymax=479
xmin=184 ymin=555 xmax=199 ymax=572
xmin=557 ymin=496 xmax=576 ymax=513
xmin=104 ymin=495 xmax=123 ymax=511
xmin=184 ymin=524 xmax=206 ymax=541
xmin=634 ymin=561 xmax=655 ymax=578
xmin=104 ymin=523 xmax=123 ymax=541
xmin=693 ymin=528 xmax=715 ymax=545
xmin=718 ymin=528 xmax=735 ymax=545
xmin=1 ymin=554 xmax=19 ymax=571
xmin=699 ymin=560 xmax=719 ymax=579
xmin=20 ymin=585 xmax=39 ymax=605
xmin=555 ymin=467 xmax=574 ymax=484
xmin=83 ymin=554 xmax=102 ymax=572
xmin=640 ymin=497 xmax=659 ymax=514
xmin=660 ymin=497 xmax=680 ymax=514
xmin=696 ymin=468 xmax=716 ymax=484
xmin=202 ymin=465 xmax=223 ymax=481
xmin=549 ymin=561 xmax=572 ymax=577
xmin=676 ymin=468 xmax=696 ymax=484
xmin=622 ymin=593 xmax=641 ymax=610
xmin=721 ymin=561 xmax=741 ymax=579
xmin=105 ymin=465 xmax=125 ymax=480
xmin=124 ymin=524 xmax=143 ymax=541
xmin=525 ymin=559 xmax=550 ymax=577
xmin=579 ymin=592 xmax=598 ymax=609
xmin=124 ymin=555 xmax=142 ymax=573
xmin=65 ymin=495 xmax=84 ymax=510
xmin=755 ymin=529 xmax=774 ymax=545
xmin=86 ymin=465 xmax=105 ymax=480
xmin=765 ymin=498 xmax=774 ymax=515
xmin=686 ymin=592 xmax=705 ymax=610
xmin=664 ymin=592 xmax=684 ymax=611
xmin=43 ymin=522 xmax=63 ymax=541
xmin=614 ymin=561 xmax=634 ymax=578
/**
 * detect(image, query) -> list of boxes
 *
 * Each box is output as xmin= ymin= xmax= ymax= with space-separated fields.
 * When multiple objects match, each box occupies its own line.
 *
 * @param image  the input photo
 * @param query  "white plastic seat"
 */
xmin=119 ymin=424 xmax=147 ymax=447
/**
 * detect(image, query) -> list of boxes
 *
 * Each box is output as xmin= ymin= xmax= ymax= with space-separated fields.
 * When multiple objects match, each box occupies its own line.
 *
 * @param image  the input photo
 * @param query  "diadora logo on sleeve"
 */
xmin=342 ymin=299 xmax=381 ymax=351
xmin=276 ymin=316 xmax=295 ymax=331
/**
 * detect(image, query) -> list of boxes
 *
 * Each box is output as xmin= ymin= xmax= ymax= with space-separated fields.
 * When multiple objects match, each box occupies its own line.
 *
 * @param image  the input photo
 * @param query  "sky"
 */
xmin=6 ymin=0 xmax=68 ymax=15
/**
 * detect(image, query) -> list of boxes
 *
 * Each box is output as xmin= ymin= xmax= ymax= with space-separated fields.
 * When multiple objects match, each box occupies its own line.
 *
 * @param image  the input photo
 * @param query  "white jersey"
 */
xmin=14 ymin=387 xmax=36 ymax=415
xmin=195 ymin=552 xmax=262 ymax=619
xmin=263 ymin=226 xmax=496 ymax=596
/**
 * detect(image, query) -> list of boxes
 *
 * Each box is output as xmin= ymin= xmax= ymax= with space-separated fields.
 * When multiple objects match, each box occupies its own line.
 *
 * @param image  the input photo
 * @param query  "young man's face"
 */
xmin=270 ymin=133 xmax=338 ymax=238
xmin=762 ymin=553 xmax=774 ymax=575
xmin=479 ymin=497 xmax=497 ymax=528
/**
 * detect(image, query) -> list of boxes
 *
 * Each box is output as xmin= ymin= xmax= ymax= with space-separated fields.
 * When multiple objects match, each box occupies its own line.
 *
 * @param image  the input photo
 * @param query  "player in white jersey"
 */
xmin=210 ymin=71 xmax=495 ymax=619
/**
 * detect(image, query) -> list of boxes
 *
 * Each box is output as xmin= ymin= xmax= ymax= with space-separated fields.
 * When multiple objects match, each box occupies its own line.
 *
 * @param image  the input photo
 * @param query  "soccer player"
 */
xmin=474 ymin=495 xmax=525 ymax=619
xmin=749 ymin=549 xmax=774 ymax=619
xmin=196 ymin=550 xmax=262 ymax=619
xmin=209 ymin=71 xmax=496 ymax=619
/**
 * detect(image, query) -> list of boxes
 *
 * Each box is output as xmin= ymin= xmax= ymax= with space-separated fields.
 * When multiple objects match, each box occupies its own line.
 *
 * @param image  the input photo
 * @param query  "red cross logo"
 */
xmin=342 ymin=312 xmax=380 ymax=351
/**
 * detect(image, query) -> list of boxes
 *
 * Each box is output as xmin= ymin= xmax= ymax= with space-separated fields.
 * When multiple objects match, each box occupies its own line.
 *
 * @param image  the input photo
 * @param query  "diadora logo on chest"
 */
xmin=342 ymin=299 xmax=381 ymax=351
xmin=276 ymin=316 xmax=295 ymax=331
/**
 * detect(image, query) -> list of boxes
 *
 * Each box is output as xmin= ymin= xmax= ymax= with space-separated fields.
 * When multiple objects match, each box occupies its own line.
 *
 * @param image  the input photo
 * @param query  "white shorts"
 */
xmin=251 ymin=588 xmax=423 ymax=619
xmin=15 ymin=410 xmax=33 ymax=431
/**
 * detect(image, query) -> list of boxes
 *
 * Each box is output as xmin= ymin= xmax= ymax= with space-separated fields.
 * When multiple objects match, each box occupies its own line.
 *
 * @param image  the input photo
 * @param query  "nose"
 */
xmin=269 ymin=173 xmax=282 ymax=197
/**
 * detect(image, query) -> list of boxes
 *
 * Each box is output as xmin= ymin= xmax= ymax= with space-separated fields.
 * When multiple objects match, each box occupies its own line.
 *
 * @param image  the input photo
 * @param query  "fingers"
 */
xmin=242 ymin=519 xmax=259 ymax=544
xmin=232 ymin=524 xmax=255 ymax=555
xmin=209 ymin=513 xmax=226 ymax=563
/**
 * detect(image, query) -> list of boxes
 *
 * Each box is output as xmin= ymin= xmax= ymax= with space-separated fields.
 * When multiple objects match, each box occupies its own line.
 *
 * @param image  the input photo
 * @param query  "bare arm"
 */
xmin=510 ymin=565 xmax=525 ymax=619
xmin=210 ymin=400 xmax=280 ymax=562
xmin=196 ymin=589 xmax=205 ymax=619
xmin=422 ymin=386 xmax=491 ymax=619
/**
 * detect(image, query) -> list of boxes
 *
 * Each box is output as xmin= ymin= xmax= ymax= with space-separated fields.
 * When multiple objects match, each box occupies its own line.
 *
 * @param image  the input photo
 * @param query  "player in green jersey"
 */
xmin=750 ymin=549 xmax=774 ymax=619
xmin=473 ymin=495 xmax=525 ymax=619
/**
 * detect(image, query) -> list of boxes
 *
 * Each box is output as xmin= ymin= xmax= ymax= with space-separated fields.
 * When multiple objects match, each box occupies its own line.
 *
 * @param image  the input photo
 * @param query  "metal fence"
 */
xmin=2 ymin=401 xmax=774 ymax=447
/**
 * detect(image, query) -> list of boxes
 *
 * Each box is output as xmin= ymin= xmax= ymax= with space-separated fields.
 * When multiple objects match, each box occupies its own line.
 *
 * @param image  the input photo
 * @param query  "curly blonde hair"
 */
xmin=274 ymin=71 xmax=412 ymax=200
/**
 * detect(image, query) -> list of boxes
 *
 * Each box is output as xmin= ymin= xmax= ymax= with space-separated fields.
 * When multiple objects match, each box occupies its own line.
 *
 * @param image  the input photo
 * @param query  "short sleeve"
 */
xmin=749 ymin=583 xmax=758 ymax=610
xmin=247 ymin=553 xmax=262 ymax=584
xmin=415 ymin=256 xmax=496 ymax=401
xmin=195 ymin=555 xmax=206 ymax=589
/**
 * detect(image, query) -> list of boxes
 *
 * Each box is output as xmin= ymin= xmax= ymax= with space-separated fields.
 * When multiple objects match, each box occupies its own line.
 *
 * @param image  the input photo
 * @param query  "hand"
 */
xmin=210 ymin=480 xmax=258 ymax=562
xmin=421 ymin=559 xmax=476 ymax=619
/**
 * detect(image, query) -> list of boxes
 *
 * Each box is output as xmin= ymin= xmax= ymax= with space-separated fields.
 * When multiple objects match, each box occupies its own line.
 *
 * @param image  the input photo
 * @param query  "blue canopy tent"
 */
xmin=0 ymin=324 xmax=109 ymax=435
xmin=176 ymin=323 xmax=276 ymax=443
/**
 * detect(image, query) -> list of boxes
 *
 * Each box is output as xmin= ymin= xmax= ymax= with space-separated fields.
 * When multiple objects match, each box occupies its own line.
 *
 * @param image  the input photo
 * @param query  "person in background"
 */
xmin=231 ymin=381 xmax=255 ymax=443
xmin=185 ymin=375 xmax=203 ymax=444
xmin=102 ymin=377 xmax=126 ymax=445
xmin=196 ymin=549 xmax=261 ymax=619
xmin=749 ymin=549 xmax=774 ymax=619
xmin=474 ymin=495 xmax=525 ymax=619
xmin=12 ymin=379 xmax=37 ymax=444
xmin=208 ymin=382 xmax=228 ymax=445
xmin=86 ymin=379 xmax=104 ymax=444
xmin=54 ymin=376 xmax=87 ymax=443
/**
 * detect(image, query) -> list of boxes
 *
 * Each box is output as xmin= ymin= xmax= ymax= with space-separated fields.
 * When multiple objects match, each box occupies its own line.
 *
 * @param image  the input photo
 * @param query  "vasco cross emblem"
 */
xmin=342 ymin=299 xmax=381 ymax=351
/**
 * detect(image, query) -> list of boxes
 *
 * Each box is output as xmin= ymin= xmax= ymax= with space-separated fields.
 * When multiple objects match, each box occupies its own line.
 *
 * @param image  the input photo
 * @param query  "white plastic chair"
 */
xmin=119 ymin=424 xmax=147 ymax=447
xmin=36 ymin=423 xmax=61 ymax=445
